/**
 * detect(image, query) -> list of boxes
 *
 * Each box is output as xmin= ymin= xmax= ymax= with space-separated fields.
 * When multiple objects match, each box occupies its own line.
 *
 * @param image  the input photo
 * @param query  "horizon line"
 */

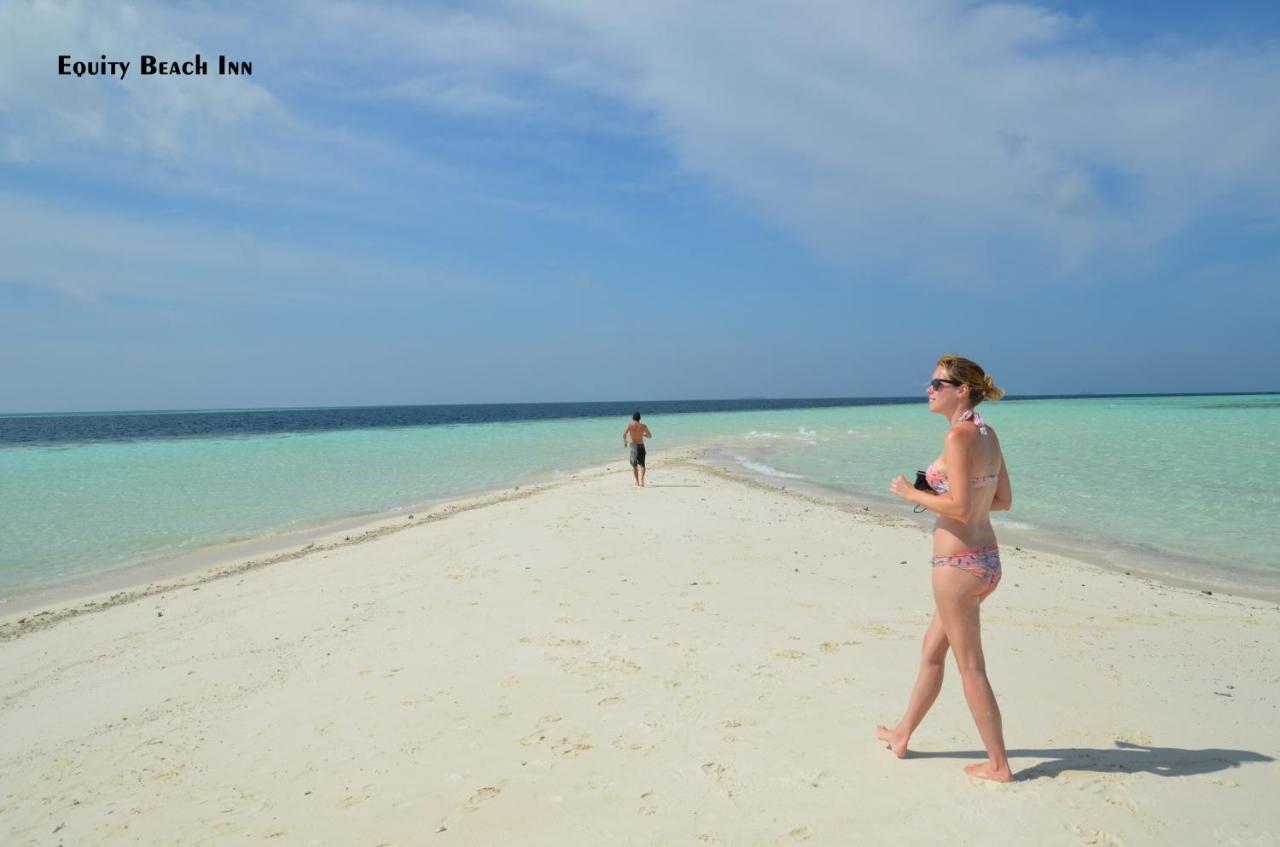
xmin=2 ymin=390 xmax=1276 ymax=418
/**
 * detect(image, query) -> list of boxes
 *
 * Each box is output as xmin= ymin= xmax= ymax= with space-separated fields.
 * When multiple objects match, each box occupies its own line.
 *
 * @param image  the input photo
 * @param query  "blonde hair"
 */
xmin=937 ymin=354 xmax=1004 ymax=405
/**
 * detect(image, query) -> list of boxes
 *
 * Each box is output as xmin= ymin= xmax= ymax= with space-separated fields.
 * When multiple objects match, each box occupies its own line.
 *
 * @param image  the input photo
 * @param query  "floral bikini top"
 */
xmin=925 ymin=409 xmax=999 ymax=495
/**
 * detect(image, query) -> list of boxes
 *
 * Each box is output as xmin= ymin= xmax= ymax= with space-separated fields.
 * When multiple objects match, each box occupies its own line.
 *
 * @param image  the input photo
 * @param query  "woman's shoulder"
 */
xmin=944 ymin=422 xmax=981 ymax=444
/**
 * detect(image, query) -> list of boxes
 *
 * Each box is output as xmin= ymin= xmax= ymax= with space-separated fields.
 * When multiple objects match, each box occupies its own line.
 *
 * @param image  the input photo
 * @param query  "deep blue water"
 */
xmin=0 ymin=397 xmax=919 ymax=445
xmin=1 ymin=393 xmax=1263 ymax=446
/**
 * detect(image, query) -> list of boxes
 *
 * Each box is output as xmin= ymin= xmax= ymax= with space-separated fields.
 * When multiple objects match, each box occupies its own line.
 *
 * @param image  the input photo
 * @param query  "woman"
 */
xmin=879 ymin=354 xmax=1015 ymax=782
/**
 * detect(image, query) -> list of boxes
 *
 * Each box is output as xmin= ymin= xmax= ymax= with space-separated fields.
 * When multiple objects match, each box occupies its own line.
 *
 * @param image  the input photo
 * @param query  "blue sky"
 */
xmin=2 ymin=0 xmax=1278 ymax=412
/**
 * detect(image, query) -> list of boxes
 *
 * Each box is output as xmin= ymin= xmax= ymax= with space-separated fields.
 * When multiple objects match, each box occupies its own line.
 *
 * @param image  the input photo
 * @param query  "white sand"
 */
xmin=2 ymin=455 xmax=1277 ymax=846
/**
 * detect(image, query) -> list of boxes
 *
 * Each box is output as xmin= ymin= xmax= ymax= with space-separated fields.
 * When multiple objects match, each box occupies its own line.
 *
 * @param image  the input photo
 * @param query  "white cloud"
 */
xmin=3 ymin=0 xmax=1278 ymax=289
xmin=0 ymin=1 xmax=279 ymax=157
xmin=533 ymin=1 xmax=1280 ymax=283
xmin=0 ymin=191 xmax=508 ymax=311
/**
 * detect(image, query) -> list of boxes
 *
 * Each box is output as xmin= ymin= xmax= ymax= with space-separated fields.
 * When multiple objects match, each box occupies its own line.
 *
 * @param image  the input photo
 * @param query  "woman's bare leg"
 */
xmin=876 ymin=611 xmax=949 ymax=756
xmin=932 ymin=568 xmax=1013 ymax=782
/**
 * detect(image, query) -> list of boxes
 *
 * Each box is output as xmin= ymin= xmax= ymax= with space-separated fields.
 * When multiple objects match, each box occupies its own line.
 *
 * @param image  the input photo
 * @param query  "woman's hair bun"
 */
xmin=937 ymin=353 xmax=1004 ymax=404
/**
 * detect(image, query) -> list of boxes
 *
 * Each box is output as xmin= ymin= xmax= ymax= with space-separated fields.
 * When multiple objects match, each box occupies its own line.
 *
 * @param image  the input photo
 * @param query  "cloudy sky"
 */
xmin=2 ymin=0 xmax=1278 ymax=412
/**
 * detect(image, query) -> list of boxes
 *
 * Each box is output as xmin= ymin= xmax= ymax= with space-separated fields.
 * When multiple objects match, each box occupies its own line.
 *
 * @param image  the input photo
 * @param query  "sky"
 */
xmin=2 ymin=0 xmax=1279 ymax=413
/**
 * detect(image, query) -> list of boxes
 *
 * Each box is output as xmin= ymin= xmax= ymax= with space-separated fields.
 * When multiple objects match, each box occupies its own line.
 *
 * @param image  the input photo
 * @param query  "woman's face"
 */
xmin=926 ymin=366 xmax=961 ymax=414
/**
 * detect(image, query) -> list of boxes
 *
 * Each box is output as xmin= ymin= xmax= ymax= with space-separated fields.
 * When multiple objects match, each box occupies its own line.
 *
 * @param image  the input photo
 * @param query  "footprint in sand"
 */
xmin=1104 ymin=793 xmax=1138 ymax=813
xmin=461 ymin=786 xmax=501 ymax=812
xmin=853 ymin=623 xmax=896 ymax=637
xmin=609 ymin=655 xmax=642 ymax=673
xmin=1115 ymin=733 xmax=1151 ymax=746
xmin=520 ymin=715 xmax=563 ymax=746
xmin=551 ymin=737 xmax=593 ymax=758
xmin=1072 ymin=826 xmax=1127 ymax=846
xmin=700 ymin=762 xmax=738 ymax=797
xmin=597 ymin=696 xmax=624 ymax=706
xmin=819 ymin=641 xmax=859 ymax=653
xmin=519 ymin=635 xmax=590 ymax=648
xmin=771 ymin=649 xmax=807 ymax=660
xmin=635 ymin=787 xmax=660 ymax=817
xmin=788 ymin=827 xmax=813 ymax=841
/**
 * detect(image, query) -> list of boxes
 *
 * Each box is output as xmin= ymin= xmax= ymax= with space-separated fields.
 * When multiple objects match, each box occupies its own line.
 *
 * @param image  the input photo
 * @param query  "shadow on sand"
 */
xmin=908 ymin=740 xmax=1274 ymax=780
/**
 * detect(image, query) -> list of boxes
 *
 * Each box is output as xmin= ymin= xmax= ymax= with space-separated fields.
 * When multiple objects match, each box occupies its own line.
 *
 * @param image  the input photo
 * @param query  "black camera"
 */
xmin=913 ymin=470 xmax=932 ymax=492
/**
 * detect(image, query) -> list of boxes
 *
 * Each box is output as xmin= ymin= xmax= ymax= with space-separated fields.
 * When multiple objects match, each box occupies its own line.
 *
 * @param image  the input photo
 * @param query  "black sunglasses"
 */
xmin=927 ymin=378 xmax=962 ymax=391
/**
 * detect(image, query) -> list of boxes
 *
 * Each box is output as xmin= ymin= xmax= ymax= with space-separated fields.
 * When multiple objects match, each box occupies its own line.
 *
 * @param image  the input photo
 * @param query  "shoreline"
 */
xmin=2 ymin=445 xmax=1276 ymax=641
xmin=0 ymin=444 xmax=678 ymax=621
xmin=697 ymin=442 xmax=1280 ymax=604
xmin=0 ymin=453 xmax=659 ymax=639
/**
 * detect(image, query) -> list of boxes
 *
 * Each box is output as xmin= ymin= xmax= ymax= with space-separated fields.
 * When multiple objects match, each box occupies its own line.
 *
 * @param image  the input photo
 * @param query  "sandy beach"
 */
xmin=2 ymin=453 xmax=1277 ymax=846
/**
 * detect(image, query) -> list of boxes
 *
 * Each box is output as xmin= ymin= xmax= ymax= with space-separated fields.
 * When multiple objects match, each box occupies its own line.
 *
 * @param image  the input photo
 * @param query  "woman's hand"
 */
xmin=889 ymin=475 xmax=917 ymax=502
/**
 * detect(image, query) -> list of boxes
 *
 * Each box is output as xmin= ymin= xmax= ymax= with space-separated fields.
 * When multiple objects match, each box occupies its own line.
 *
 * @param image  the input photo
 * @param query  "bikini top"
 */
xmin=925 ymin=409 xmax=999 ymax=495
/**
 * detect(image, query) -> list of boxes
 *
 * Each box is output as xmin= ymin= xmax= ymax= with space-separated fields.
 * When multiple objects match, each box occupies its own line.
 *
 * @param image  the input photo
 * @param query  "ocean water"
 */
xmin=2 ymin=394 xmax=1277 ymax=601
xmin=708 ymin=394 xmax=1280 ymax=592
xmin=0 ymin=398 xmax=910 ymax=599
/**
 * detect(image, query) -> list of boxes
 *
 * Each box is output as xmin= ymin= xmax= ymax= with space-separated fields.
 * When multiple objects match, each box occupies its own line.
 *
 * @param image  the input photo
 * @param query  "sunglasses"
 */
xmin=927 ymin=378 xmax=962 ymax=391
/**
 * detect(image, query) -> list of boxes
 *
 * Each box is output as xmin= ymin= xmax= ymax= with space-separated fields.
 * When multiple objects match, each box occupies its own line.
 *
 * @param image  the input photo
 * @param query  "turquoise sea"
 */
xmin=2 ymin=394 xmax=1277 ymax=602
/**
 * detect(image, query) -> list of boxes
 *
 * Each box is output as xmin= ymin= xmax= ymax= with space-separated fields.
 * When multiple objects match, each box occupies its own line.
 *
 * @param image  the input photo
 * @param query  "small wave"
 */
xmin=735 ymin=457 xmax=804 ymax=479
xmin=747 ymin=431 xmax=781 ymax=439
xmin=992 ymin=517 xmax=1035 ymax=530
xmin=797 ymin=427 xmax=816 ymax=436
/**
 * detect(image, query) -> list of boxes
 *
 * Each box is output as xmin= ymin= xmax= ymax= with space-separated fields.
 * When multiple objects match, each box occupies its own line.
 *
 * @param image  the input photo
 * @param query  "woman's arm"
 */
xmin=991 ymin=461 xmax=1013 ymax=512
xmin=889 ymin=428 xmax=975 ymax=520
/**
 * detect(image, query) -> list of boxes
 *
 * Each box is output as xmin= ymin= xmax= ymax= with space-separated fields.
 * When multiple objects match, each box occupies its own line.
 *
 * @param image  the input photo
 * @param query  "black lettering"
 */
xmin=218 ymin=56 xmax=252 ymax=75
xmin=58 ymin=55 xmax=129 ymax=79
xmin=140 ymin=55 xmax=157 ymax=74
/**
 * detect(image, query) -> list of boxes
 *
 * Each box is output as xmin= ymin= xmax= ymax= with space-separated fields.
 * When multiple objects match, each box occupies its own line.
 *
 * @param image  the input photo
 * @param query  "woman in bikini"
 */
xmin=879 ymin=354 xmax=1015 ymax=782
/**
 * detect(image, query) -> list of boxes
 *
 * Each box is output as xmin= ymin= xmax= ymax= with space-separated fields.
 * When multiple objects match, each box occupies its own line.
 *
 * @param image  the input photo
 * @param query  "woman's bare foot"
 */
xmin=963 ymin=761 xmax=1014 ymax=782
xmin=875 ymin=724 xmax=909 ymax=758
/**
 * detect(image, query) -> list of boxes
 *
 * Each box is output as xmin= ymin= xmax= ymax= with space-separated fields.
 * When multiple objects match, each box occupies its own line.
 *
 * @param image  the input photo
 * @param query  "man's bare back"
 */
xmin=624 ymin=421 xmax=651 ymax=445
xmin=623 ymin=414 xmax=653 ymax=486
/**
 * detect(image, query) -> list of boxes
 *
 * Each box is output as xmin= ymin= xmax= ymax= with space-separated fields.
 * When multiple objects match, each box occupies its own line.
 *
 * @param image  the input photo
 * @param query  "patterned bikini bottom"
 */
xmin=931 ymin=544 xmax=1001 ymax=593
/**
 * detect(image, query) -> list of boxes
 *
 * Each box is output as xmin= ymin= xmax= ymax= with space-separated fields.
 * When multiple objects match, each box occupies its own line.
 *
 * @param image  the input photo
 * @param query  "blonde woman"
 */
xmin=880 ymin=354 xmax=1014 ymax=782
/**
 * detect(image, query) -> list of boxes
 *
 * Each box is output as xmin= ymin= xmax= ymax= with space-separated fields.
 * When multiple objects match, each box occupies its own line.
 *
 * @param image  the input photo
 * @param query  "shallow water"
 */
xmin=2 ymin=394 xmax=1275 ymax=599
xmin=711 ymin=394 xmax=1280 ymax=591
